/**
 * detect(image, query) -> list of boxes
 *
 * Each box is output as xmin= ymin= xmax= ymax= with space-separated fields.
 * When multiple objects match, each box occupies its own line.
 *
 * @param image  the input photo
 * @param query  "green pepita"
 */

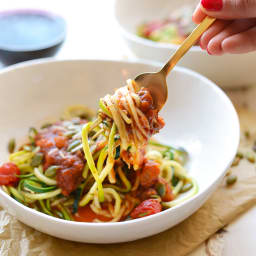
xmin=45 ymin=166 xmax=58 ymax=177
xmin=67 ymin=140 xmax=81 ymax=152
xmin=181 ymin=183 xmax=193 ymax=193
xmin=231 ymin=156 xmax=240 ymax=167
xmin=31 ymin=153 xmax=43 ymax=167
xmin=41 ymin=123 xmax=52 ymax=129
xmin=156 ymin=183 xmax=166 ymax=197
xmin=8 ymin=138 xmax=16 ymax=153
xmin=226 ymin=175 xmax=237 ymax=186
xmin=245 ymin=151 xmax=255 ymax=163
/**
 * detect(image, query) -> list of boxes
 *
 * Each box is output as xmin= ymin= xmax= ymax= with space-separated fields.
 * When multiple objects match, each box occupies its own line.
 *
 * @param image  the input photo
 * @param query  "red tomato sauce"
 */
xmin=35 ymin=123 xmax=85 ymax=196
xmin=138 ymin=88 xmax=165 ymax=135
xmin=73 ymin=205 xmax=112 ymax=222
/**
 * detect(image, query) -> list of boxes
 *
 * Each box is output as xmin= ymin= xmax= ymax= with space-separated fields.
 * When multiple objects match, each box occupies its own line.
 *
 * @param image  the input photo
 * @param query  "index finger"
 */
xmin=192 ymin=3 xmax=207 ymax=24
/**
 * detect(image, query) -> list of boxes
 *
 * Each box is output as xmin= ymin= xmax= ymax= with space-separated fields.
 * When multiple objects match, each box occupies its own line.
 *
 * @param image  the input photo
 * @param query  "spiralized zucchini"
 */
xmin=1 ymin=81 xmax=198 ymax=222
xmin=82 ymin=121 xmax=104 ymax=202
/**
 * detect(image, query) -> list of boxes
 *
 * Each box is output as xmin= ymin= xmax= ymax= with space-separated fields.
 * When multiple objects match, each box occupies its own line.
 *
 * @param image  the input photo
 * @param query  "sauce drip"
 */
xmin=74 ymin=205 xmax=112 ymax=222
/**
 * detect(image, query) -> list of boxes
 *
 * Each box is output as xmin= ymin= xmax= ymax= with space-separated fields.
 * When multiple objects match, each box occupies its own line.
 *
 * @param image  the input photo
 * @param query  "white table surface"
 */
xmin=1 ymin=1 xmax=255 ymax=255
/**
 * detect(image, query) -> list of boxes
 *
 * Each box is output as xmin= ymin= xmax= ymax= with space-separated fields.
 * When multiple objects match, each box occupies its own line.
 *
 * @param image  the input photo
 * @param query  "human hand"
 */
xmin=193 ymin=0 xmax=256 ymax=55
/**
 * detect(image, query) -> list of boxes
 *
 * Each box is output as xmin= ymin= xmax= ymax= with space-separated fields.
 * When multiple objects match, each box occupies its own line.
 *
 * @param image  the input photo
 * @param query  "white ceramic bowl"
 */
xmin=0 ymin=59 xmax=239 ymax=243
xmin=115 ymin=0 xmax=256 ymax=87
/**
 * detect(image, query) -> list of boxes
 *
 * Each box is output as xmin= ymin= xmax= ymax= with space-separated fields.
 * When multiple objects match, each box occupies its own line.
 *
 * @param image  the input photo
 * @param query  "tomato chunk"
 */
xmin=142 ymin=21 xmax=165 ymax=38
xmin=36 ymin=138 xmax=54 ymax=148
xmin=54 ymin=136 xmax=67 ymax=149
xmin=140 ymin=160 xmax=160 ymax=187
xmin=157 ymin=116 xmax=165 ymax=130
xmin=140 ymin=188 xmax=157 ymax=201
xmin=138 ymin=88 xmax=153 ymax=112
xmin=35 ymin=124 xmax=85 ymax=196
xmin=131 ymin=199 xmax=162 ymax=219
xmin=157 ymin=177 xmax=174 ymax=202
xmin=0 ymin=162 xmax=20 ymax=186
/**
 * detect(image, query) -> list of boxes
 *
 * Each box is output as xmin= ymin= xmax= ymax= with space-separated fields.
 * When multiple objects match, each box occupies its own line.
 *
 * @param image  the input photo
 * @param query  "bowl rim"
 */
xmin=0 ymin=8 xmax=66 ymax=52
xmin=0 ymin=58 xmax=240 ymax=228
xmin=113 ymin=0 xmax=202 ymax=53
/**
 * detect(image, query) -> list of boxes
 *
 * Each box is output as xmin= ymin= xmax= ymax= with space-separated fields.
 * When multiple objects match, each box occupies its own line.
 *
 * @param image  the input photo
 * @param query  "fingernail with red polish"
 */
xmin=201 ymin=0 xmax=223 ymax=11
xmin=206 ymin=47 xmax=212 ymax=55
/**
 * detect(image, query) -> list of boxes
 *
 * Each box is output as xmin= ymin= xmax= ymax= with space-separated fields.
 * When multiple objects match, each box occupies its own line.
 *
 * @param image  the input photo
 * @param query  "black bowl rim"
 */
xmin=0 ymin=8 xmax=67 ymax=52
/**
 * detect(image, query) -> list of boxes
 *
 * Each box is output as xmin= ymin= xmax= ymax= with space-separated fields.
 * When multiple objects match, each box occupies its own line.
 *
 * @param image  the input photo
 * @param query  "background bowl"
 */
xmin=115 ymin=0 xmax=256 ymax=87
xmin=0 ymin=59 xmax=239 ymax=243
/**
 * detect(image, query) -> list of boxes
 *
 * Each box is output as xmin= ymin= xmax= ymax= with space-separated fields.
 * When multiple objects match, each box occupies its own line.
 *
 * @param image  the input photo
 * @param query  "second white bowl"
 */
xmin=115 ymin=0 xmax=256 ymax=87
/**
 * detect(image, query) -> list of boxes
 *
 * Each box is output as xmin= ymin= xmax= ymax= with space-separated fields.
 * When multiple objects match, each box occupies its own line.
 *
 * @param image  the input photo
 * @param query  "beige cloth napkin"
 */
xmin=1 ymin=107 xmax=256 ymax=256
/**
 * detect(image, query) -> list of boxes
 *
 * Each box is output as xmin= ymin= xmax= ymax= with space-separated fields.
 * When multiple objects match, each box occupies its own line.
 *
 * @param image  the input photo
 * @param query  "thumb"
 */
xmin=201 ymin=0 xmax=256 ymax=19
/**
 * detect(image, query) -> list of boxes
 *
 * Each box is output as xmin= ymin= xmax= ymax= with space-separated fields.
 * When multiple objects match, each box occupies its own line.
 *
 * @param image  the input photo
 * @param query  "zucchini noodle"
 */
xmin=90 ymin=188 xmax=121 ymax=219
xmin=100 ymin=79 xmax=156 ymax=170
xmin=117 ymin=166 xmax=131 ymax=192
xmin=97 ymin=147 xmax=108 ymax=173
xmin=79 ymin=156 xmax=114 ymax=206
xmin=22 ymin=188 xmax=61 ymax=200
xmin=34 ymin=167 xmax=57 ymax=186
xmin=79 ymin=123 xmax=116 ymax=206
xmin=104 ymin=166 xmax=132 ymax=193
xmin=99 ymin=99 xmax=112 ymax=118
xmin=81 ymin=122 xmax=104 ymax=202
xmin=9 ymin=151 xmax=35 ymax=172
xmin=2 ymin=185 xmax=10 ymax=195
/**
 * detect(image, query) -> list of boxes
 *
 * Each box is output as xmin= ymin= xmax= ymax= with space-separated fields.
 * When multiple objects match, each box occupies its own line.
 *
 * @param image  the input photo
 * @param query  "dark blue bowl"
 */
xmin=0 ymin=9 xmax=66 ymax=65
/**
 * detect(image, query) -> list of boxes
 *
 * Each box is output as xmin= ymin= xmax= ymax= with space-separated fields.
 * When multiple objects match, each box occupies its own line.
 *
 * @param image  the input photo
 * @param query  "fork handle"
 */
xmin=161 ymin=16 xmax=216 ymax=76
